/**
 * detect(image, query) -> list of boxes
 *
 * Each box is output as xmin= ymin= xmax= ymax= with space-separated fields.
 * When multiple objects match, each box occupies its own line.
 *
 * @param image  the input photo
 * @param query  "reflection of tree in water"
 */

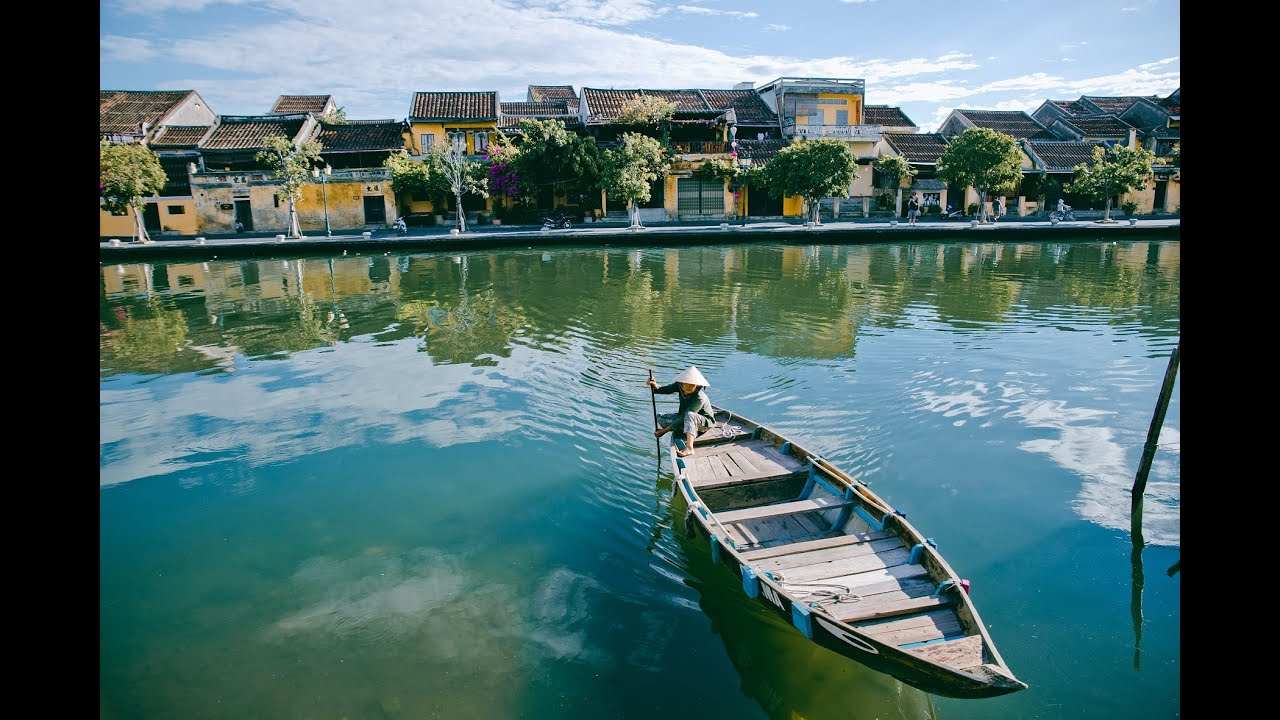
xmin=100 ymin=298 xmax=211 ymax=376
xmin=397 ymin=289 xmax=527 ymax=366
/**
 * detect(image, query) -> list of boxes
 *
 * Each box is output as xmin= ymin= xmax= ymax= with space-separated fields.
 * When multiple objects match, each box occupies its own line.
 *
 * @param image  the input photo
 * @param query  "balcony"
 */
xmin=671 ymin=140 xmax=732 ymax=155
xmin=790 ymin=124 xmax=882 ymax=142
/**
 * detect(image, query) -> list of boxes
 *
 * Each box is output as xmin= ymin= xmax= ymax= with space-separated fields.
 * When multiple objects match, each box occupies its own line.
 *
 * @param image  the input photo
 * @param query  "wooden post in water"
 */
xmin=1130 ymin=341 xmax=1180 ymax=535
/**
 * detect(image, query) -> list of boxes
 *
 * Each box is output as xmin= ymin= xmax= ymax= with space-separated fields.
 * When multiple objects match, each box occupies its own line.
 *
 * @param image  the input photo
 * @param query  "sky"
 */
xmin=100 ymin=0 xmax=1179 ymax=134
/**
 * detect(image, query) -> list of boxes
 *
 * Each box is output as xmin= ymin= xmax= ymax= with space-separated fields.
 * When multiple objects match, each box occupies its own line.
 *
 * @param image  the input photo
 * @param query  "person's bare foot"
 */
xmin=676 ymin=448 xmax=694 ymax=457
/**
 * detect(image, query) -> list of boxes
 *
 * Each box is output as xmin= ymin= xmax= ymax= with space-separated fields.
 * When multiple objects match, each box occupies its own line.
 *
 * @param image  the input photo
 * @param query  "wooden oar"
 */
xmin=648 ymin=369 xmax=661 ymax=458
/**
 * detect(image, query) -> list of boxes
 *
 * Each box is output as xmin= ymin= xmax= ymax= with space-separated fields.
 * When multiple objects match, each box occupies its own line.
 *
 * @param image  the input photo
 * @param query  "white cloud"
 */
xmin=101 ymin=34 xmax=159 ymax=62
xmin=763 ymin=23 xmax=790 ymax=31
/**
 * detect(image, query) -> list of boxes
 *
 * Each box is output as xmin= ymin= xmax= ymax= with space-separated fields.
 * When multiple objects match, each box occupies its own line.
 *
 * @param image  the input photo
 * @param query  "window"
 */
xmin=274 ymin=194 xmax=280 ymax=208
xmin=449 ymin=132 xmax=466 ymax=152
xmin=817 ymin=98 xmax=848 ymax=105
xmin=167 ymin=205 xmax=185 ymax=215
xmin=474 ymin=132 xmax=489 ymax=153
xmin=421 ymin=133 xmax=434 ymax=151
xmin=835 ymin=110 xmax=848 ymax=125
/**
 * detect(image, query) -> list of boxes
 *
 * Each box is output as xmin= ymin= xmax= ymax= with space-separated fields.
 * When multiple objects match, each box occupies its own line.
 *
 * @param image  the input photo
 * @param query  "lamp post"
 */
xmin=312 ymin=164 xmax=333 ymax=236
xmin=729 ymin=123 xmax=741 ymax=225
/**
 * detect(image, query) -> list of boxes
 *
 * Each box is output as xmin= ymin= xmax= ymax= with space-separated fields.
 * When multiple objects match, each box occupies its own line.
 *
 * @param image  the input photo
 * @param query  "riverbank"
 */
xmin=99 ymin=215 xmax=1181 ymax=262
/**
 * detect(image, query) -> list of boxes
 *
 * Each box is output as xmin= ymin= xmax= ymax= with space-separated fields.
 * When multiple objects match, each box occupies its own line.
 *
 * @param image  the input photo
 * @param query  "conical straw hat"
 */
xmin=673 ymin=365 xmax=710 ymax=387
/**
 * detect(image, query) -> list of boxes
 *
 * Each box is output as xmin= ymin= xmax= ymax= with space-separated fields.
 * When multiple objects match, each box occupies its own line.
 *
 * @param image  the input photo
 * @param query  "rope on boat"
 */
xmin=776 ymin=579 xmax=863 ymax=609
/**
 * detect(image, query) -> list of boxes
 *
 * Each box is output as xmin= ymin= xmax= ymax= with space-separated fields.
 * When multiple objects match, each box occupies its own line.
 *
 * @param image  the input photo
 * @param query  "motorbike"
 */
xmin=394 ymin=217 xmax=407 ymax=235
xmin=542 ymin=213 xmax=572 ymax=230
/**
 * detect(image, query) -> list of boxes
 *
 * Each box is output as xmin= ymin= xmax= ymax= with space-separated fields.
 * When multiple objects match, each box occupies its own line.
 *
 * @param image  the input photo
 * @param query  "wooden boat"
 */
xmin=670 ymin=408 xmax=1028 ymax=699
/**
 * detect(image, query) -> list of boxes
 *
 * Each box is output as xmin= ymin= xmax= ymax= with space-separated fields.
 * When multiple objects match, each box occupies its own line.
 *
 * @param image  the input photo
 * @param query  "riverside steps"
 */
xmin=99 ymin=216 xmax=1181 ymax=262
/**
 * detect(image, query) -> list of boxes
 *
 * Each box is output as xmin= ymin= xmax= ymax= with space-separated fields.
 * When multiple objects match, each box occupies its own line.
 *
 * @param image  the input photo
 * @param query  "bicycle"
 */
xmin=1050 ymin=208 xmax=1076 ymax=222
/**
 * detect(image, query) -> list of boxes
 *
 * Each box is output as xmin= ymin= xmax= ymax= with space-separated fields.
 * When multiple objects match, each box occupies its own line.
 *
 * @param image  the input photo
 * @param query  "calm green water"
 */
xmin=100 ymin=238 xmax=1180 ymax=720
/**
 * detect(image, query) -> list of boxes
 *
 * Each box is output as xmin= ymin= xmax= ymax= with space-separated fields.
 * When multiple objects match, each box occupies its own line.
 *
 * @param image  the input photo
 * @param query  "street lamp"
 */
xmin=312 ymin=164 xmax=333 ymax=236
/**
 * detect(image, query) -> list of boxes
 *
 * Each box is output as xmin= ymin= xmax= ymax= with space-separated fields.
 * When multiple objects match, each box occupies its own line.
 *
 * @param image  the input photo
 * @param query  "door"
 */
xmin=142 ymin=202 xmax=161 ymax=233
xmin=234 ymin=200 xmax=253 ymax=231
xmin=1153 ymin=180 xmax=1168 ymax=212
xmin=677 ymin=177 xmax=723 ymax=217
xmin=363 ymin=195 xmax=387 ymax=225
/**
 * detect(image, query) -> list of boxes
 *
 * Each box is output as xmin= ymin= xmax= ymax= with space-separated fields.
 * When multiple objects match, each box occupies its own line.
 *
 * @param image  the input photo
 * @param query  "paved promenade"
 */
xmin=99 ymin=216 xmax=1181 ymax=262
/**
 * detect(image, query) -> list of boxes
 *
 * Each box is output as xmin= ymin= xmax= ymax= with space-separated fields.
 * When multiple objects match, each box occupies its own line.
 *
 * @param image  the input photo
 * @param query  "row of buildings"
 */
xmin=99 ymin=79 xmax=1181 ymax=239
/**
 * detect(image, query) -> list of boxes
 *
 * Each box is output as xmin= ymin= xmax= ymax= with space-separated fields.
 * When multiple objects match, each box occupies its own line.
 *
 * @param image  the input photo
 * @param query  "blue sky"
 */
xmin=100 ymin=0 xmax=1179 ymax=133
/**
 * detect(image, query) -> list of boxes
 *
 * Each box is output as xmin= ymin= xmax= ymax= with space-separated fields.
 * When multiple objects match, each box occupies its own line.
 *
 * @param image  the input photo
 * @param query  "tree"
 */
xmin=761 ymin=138 xmax=858 ymax=225
xmin=429 ymin=136 xmax=488 ymax=232
xmin=100 ymin=138 xmax=168 ymax=243
xmin=601 ymin=132 xmax=669 ymax=228
xmin=873 ymin=155 xmax=917 ymax=214
xmin=936 ymin=128 xmax=1022 ymax=223
xmin=1066 ymin=143 xmax=1156 ymax=222
xmin=384 ymin=150 xmax=439 ymax=217
xmin=508 ymin=119 xmax=602 ymax=208
xmin=615 ymin=95 xmax=677 ymax=145
xmin=317 ymin=106 xmax=348 ymax=124
xmin=256 ymin=134 xmax=323 ymax=237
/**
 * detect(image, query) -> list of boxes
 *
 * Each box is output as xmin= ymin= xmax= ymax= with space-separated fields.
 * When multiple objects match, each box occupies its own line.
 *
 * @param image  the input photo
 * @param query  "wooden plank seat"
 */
xmin=852 ymin=609 xmax=963 ymax=646
xmin=830 ymin=593 xmax=954 ymax=623
xmin=715 ymin=495 xmax=854 ymax=524
xmin=738 ymin=529 xmax=897 ymax=559
xmin=684 ymin=439 xmax=807 ymax=489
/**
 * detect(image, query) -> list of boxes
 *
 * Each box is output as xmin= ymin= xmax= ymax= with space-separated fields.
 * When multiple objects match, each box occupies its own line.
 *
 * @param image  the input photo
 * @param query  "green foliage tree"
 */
xmin=384 ymin=150 xmax=440 ymax=217
xmin=509 ymin=118 xmax=602 ymax=208
xmin=936 ymin=128 xmax=1022 ymax=223
xmin=761 ymin=138 xmax=858 ymax=225
xmin=873 ymin=155 xmax=917 ymax=213
xmin=615 ymin=95 xmax=677 ymax=145
xmin=601 ymin=132 xmax=669 ymax=228
xmin=1066 ymin=143 xmax=1156 ymax=221
xmin=100 ymin=138 xmax=168 ymax=243
xmin=429 ymin=136 xmax=488 ymax=232
xmin=317 ymin=106 xmax=348 ymax=124
xmin=256 ymin=134 xmax=324 ymax=237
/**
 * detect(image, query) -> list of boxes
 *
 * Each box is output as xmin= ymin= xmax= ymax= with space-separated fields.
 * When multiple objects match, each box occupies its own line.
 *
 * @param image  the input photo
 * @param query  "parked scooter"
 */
xmin=542 ymin=213 xmax=572 ymax=230
xmin=394 ymin=217 xmax=407 ymax=235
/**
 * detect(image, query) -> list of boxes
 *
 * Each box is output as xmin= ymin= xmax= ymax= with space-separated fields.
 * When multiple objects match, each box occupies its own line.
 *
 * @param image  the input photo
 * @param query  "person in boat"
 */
xmin=647 ymin=366 xmax=716 ymax=457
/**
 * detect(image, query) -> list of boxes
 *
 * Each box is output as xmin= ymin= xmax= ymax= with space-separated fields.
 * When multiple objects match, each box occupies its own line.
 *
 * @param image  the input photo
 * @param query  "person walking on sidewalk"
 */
xmin=907 ymin=196 xmax=920 ymax=226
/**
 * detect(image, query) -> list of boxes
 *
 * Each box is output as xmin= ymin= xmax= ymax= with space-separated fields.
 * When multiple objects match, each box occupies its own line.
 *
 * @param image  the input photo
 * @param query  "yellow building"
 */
xmin=99 ymin=90 xmax=217 ymax=240
xmin=403 ymin=91 xmax=500 ymax=221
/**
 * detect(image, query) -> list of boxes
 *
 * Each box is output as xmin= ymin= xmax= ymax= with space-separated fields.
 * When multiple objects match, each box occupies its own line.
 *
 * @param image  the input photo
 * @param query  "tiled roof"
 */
xmin=100 ymin=90 xmax=194 ymax=135
xmin=1081 ymin=96 xmax=1156 ymax=115
xmin=271 ymin=94 xmax=334 ymax=114
xmin=910 ymin=178 xmax=947 ymax=191
xmin=700 ymin=89 xmax=777 ymax=125
xmin=1055 ymin=114 xmax=1133 ymax=138
xmin=1024 ymin=140 xmax=1105 ymax=172
xmin=1146 ymin=126 xmax=1180 ymax=140
xmin=885 ymin=133 xmax=948 ymax=164
xmin=955 ymin=110 xmax=1052 ymax=139
xmin=528 ymin=85 xmax=578 ymax=103
xmin=312 ymin=120 xmax=405 ymax=152
xmin=1050 ymin=99 xmax=1089 ymax=116
xmin=736 ymin=138 xmax=789 ymax=164
xmin=148 ymin=125 xmax=210 ymax=148
xmin=864 ymin=105 xmax=916 ymax=128
xmin=410 ymin=91 xmax=499 ymax=121
xmin=200 ymin=114 xmax=309 ymax=151
xmin=583 ymin=87 xmax=757 ymax=124
xmin=501 ymin=101 xmax=574 ymax=118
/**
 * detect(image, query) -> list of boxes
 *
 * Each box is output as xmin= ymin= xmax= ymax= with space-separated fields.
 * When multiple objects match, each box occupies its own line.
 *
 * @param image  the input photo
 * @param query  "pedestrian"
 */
xmin=991 ymin=197 xmax=1001 ymax=222
xmin=907 ymin=196 xmax=920 ymax=226
xmin=647 ymin=366 xmax=716 ymax=457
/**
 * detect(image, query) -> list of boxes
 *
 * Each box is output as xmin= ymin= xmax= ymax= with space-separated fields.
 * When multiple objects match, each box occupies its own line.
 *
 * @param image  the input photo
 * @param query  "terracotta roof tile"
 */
xmin=501 ymin=101 xmax=573 ymax=118
xmin=1049 ymin=99 xmax=1089 ymax=116
xmin=313 ymin=120 xmax=404 ymax=152
xmin=736 ymin=138 xmax=789 ymax=163
xmin=100 ymin=90 xmax=194 ymax=135
xmin=1024 ymin=140 xmax=1105 ymax=172
xmin=955 ymin=109 xmax=1053 ymax=139
xmin=200 ymin=114 xmax=309 ymax=151
xmin=1080 ymin=95 xmax=1158 ymax=115
xmin=864 ymin=105 xmax=916 ymax=128
xmin=528 ymin=85 xmax=578 ymax=103
xmin=271 ymin=94 xmax=334 ymax=114
xmin=148 ymin=125 xmax=211 ymax=148
xmin=885 ymin=133 xmax=948 ymax=164
xmin=701 ymin=89 xmax=777 ymax=125
xmin=1053 ymin=114 xmax=1134 ymax=138
xmin=410 ymin=91 xmax=499 ymax=121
